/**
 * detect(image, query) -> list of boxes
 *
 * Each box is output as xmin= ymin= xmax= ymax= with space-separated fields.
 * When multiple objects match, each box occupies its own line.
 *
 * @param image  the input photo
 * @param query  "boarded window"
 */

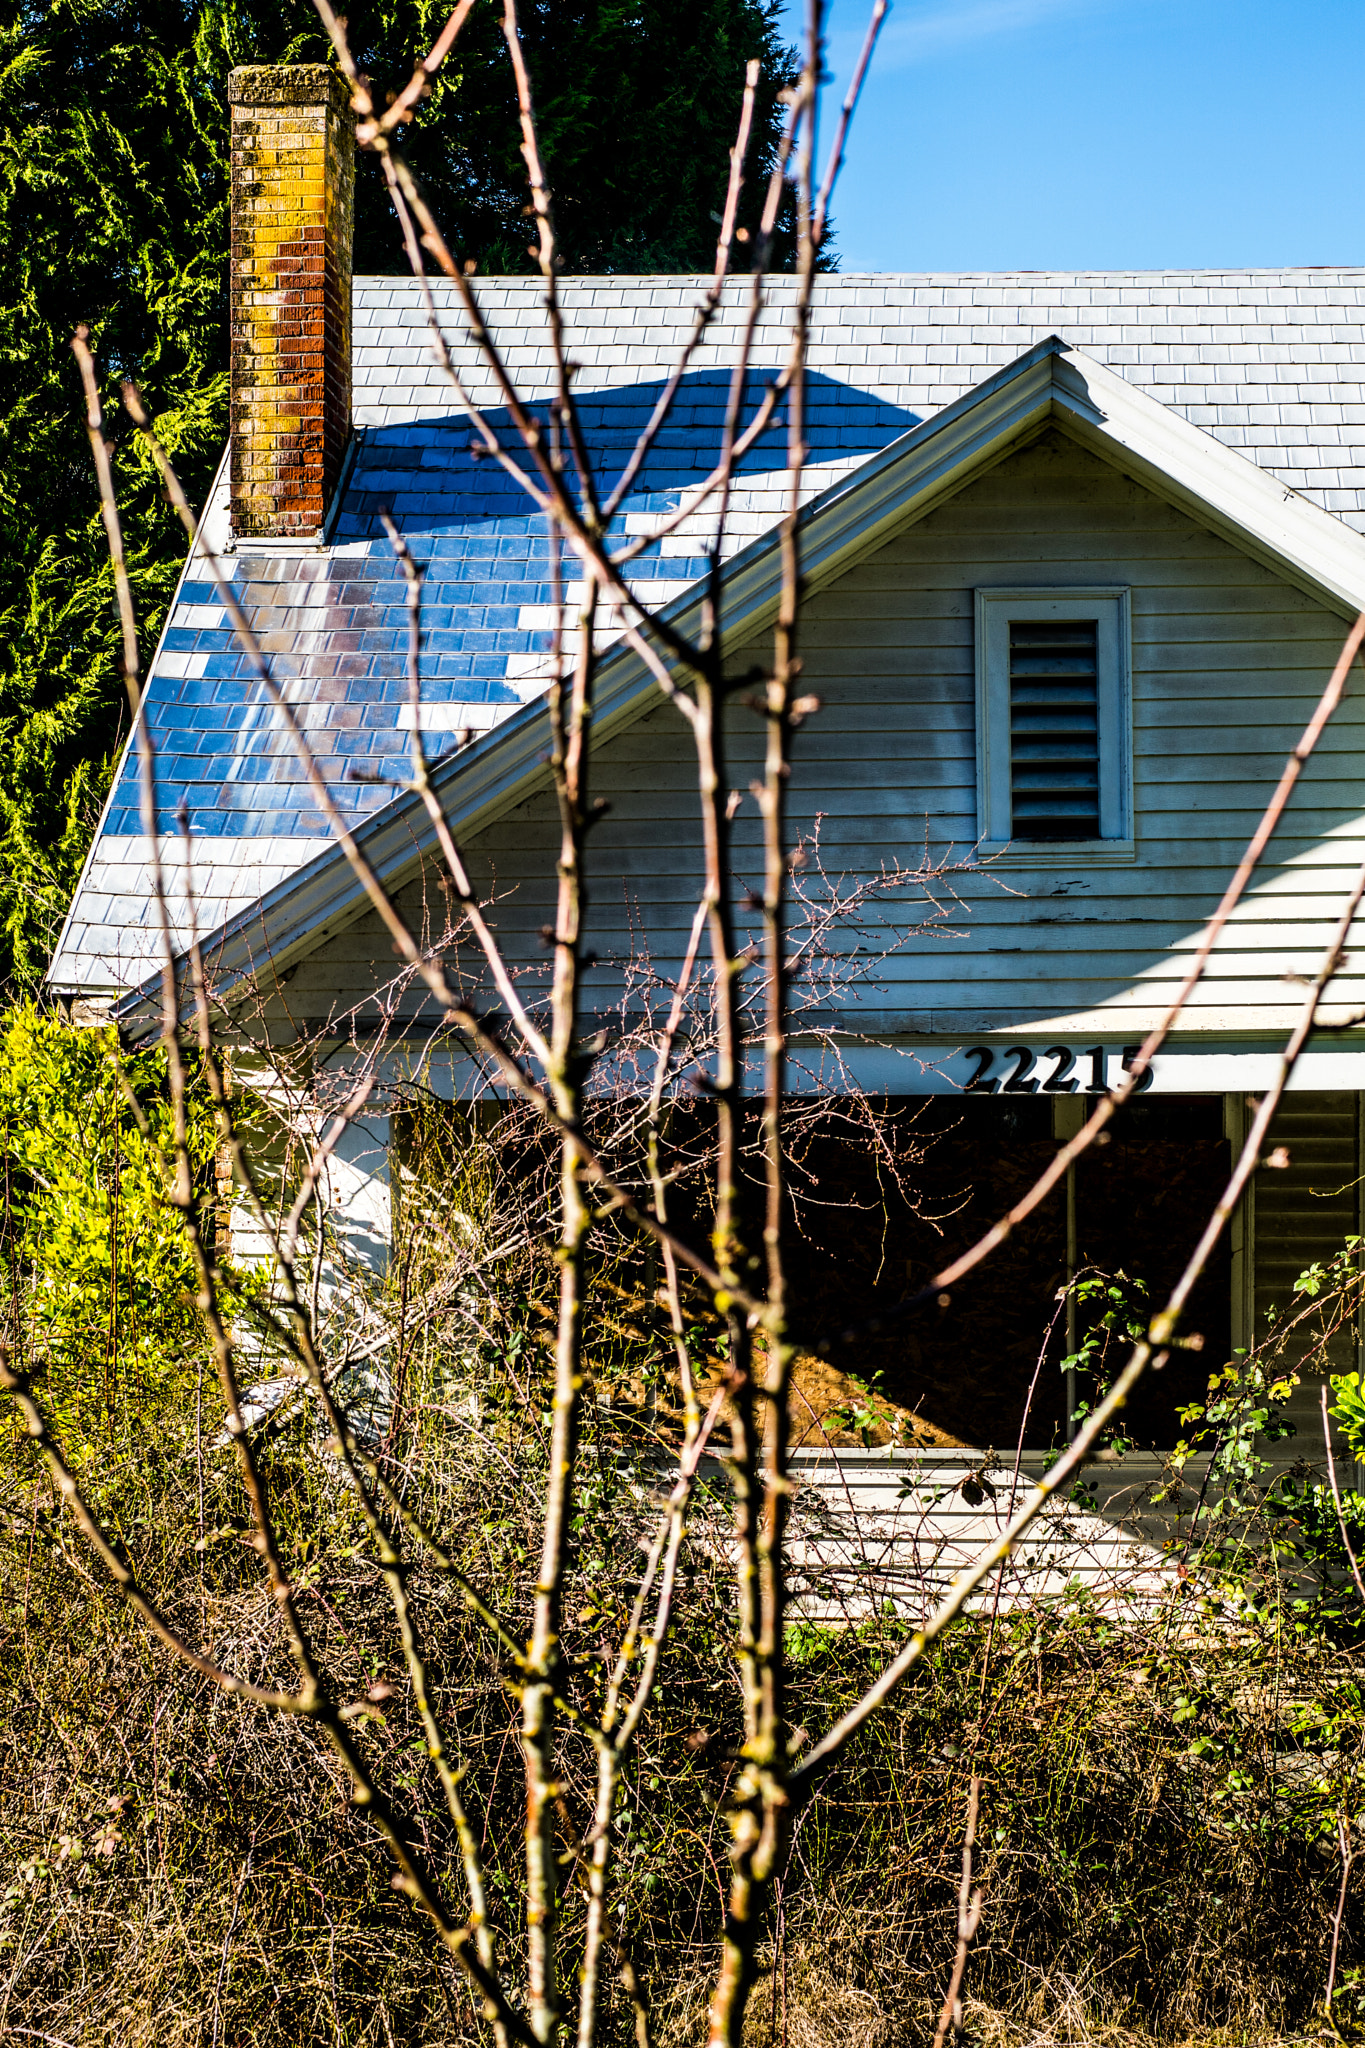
xmin=1009 ymin=619 xmax=1100 ymax=839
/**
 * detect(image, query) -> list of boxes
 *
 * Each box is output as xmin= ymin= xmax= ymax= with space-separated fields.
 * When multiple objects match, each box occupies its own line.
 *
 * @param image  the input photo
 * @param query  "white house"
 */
xmin=49 ymin=69 xmax=1365 ymax=1541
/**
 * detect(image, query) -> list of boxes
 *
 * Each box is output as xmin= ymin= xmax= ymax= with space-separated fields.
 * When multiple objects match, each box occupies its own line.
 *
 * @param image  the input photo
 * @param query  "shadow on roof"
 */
xmin=114 ymin=369 xmax=921 ymax=842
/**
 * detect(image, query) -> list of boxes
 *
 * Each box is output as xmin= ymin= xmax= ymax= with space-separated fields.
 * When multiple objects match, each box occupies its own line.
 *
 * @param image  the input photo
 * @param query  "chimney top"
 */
xmin=227 ymin=63 xmax=350 ymax=110
xmin=228 ymin=64 xmax=354 ymax=544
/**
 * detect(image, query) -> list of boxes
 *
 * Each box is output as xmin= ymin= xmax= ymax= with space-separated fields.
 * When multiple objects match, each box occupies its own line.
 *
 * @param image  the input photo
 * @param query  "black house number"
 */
xmin=961 ymin=1045 xmax=1153 ymax=1095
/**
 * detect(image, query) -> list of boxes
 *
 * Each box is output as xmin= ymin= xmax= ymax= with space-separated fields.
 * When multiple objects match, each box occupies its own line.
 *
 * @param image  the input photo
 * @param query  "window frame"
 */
xmin=974 ymin=585 xmax=1134 ymax=863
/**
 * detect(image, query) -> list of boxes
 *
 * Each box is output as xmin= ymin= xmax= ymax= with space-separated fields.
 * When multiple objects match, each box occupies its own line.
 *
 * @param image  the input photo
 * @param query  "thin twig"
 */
xmin=1325 ymin=1815 xmax=1357 ymax=2020
xmin=211 ymin=1834 xmax=255 ymax=2048
xmin=931 ymin=1776 xmax=983 ymax=2048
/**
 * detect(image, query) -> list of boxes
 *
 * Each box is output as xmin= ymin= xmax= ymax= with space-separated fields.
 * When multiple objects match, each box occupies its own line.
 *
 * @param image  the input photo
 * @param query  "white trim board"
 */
xmin=975 ymin=586 xmax=1133 ymax=862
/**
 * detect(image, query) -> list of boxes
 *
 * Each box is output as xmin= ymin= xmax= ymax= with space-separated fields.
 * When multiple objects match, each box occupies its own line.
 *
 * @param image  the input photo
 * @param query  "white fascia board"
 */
xmin=114 ymin=335 xmax=1365 ymax=1023
xmin=1051 ymin=347 xmax=1365 ymax=620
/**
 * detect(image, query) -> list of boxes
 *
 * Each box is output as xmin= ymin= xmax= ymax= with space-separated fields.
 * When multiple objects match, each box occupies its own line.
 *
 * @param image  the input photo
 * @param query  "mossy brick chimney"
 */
xmin=228 ymin=65 xmax=353 ymax=542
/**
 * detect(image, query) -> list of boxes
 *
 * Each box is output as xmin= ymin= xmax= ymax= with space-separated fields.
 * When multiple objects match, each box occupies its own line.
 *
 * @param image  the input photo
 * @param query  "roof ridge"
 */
xmin=354 ymin=265 xmax=1365 ymax=287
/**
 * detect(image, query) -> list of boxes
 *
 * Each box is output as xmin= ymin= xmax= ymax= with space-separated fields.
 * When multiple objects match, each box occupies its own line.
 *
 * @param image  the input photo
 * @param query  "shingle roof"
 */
xmin=49 ymin=267 xmax=1365 ymax=996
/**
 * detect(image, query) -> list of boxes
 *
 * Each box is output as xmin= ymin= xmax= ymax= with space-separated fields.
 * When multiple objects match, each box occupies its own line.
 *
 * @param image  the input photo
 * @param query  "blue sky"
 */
xmin=800 ymin=0 xmax=1365 ymax=272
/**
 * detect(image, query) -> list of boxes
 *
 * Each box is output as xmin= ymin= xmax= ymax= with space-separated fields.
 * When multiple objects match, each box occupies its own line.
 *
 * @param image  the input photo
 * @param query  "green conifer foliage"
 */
xmin=0 ymin=0 xmax=234 ymax=990
xmin=338 ymin=0 xmax=804 ymax=275
xmin=0 ymin=0 xmax=800 ymax=994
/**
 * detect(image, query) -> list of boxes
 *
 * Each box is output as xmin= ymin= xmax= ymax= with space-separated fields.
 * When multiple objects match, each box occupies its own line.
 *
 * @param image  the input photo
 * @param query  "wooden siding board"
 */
xmin=1254 ymin=1094 xmax=1361 ymax=1387
xmin=478 ymin=773 xmax=1356 ymax=810
xmin=840 ymin=548 xmax=1276 ymax=576
xmin=877 ymin=939 xmax=1360 ymax=970
xmin=788 ymin=976 xmax=1355 ymax=1006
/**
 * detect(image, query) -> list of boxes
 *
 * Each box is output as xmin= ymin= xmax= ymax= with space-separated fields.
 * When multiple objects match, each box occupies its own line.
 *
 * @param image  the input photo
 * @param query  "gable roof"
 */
xmin=49 ymin=265 xmax=1365 ymax=1001
xmin=106 ymin=329 xmax=1365 ymax=1032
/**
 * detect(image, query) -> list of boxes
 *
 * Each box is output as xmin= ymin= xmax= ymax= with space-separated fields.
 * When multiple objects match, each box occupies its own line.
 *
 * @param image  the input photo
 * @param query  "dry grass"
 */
xmin=3 ymin=1376 xmax=1361 ymax=2048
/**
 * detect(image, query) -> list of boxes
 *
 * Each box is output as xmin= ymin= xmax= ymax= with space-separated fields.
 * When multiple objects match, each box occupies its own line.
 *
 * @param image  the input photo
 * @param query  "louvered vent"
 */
xmin=1009 ymin=620 xmax=1099 ymax=839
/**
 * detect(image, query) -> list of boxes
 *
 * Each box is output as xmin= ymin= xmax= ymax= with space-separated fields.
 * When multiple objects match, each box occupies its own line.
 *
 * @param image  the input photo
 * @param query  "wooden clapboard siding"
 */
xmin=1254 ymin=1094 xmax=1361 ymax=1397
xmin=281 ymin=425 xmax=1365 ymax=1040
xmin=783 ymin=1434 xmax=1360 ymax=1618
xmin=783 ymin=1449 xmax=1183 ymax=1619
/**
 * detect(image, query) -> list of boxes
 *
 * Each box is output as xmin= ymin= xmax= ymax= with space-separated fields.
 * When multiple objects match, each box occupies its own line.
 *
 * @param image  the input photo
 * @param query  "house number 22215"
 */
xmin=961 ymin=1045 xmax=1154 ymax=1094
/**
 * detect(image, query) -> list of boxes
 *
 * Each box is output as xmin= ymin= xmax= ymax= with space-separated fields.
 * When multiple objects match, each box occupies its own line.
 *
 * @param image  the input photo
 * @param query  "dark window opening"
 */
xmin=783 ymin=1096 xmax=1230 ymax=1450
xmin=1009 ymin=619 xmax=1100 ymax=840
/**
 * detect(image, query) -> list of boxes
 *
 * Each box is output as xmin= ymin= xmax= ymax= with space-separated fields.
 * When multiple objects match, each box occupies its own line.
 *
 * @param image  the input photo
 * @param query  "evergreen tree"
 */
xmin=0 ymin=0 xmax=234 ymax=990
xmin=0 ymin=0 xmax=801 ymax=993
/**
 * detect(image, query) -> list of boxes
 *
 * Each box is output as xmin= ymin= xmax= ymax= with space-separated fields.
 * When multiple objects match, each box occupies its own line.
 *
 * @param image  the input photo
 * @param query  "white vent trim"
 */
xmin=975 ymin=585 xmax=1134 ymax=864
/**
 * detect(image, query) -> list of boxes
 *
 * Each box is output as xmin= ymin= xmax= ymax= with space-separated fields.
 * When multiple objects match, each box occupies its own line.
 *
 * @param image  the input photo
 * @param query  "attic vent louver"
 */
xmin=1009 ymin=620 xmax=1100 ymax=839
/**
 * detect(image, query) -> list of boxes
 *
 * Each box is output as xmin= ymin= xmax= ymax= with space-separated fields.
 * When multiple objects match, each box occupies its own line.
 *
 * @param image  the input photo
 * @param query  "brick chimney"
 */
xmin=228 ymin=65 xmax=354 ymax=542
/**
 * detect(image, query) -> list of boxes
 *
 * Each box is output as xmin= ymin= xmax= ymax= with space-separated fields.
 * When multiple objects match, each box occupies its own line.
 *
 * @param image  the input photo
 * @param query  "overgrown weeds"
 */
xmin=3 ymin=1381 xmax=1361 ymax=2045
xmin=2 ymin=1036 xmax=1362 ymax=2046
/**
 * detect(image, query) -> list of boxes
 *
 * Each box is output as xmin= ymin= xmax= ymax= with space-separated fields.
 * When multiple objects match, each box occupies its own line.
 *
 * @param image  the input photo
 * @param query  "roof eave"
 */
xmin=1052 ymin=347 xmax=1365 ymax=620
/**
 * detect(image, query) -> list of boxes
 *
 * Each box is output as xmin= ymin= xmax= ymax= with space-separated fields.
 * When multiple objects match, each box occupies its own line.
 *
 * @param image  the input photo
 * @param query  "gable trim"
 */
xmin=114 ymin=336 xmax=1365 ymax=1024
